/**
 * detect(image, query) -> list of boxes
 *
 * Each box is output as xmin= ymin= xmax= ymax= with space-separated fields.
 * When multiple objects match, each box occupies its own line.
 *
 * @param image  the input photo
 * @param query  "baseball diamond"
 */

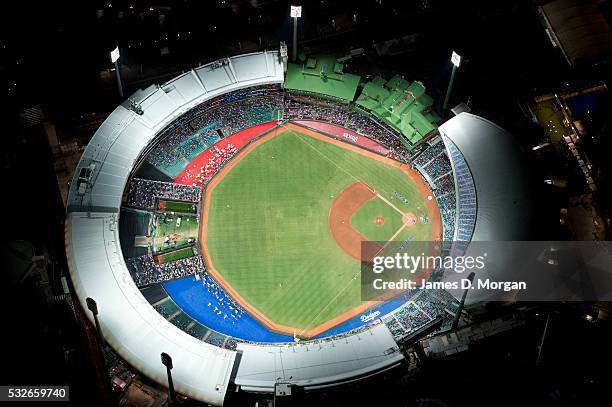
xmin=200 ymin=123 xmax=441 ymax=337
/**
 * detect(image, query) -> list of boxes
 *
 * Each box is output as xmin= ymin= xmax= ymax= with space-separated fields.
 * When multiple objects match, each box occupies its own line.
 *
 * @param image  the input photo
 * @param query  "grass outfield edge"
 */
xmin=199 ymin=123 xmax=443 ymax=338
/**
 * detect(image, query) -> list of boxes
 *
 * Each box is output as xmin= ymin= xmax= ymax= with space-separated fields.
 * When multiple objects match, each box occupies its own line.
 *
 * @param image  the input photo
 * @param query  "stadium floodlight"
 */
xmin=451 ymin=50 xmax=462 ymax=67
xmin=443 ymin=50 xmax=462 ymax=113
xmin=290 ymin=5 xmax=302 ymax=18
xmin=291 ymin=6 xmax=302 ymax=62
xmin=110 ymin=46 xmax=124 ymax=98
xmin=86 ymin=297 xmax=105 ymax=349
xmin=86 ymin=297 xmax=98 ymax=315
xmin=161 ymin=353 xmax=177 ymax=405
xmin=110 ymin=46 xmax=120 ymax=63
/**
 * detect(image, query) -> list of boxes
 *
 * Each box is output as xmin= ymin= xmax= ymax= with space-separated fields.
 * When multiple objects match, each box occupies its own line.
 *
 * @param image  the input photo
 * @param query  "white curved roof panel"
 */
xmin=66 ymin=212 xmax=236 ymax=404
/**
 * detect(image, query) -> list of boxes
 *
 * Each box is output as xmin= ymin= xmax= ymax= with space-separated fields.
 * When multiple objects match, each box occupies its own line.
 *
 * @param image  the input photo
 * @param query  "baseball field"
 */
xmin=201 ymin=123 xmax=441 ymax=337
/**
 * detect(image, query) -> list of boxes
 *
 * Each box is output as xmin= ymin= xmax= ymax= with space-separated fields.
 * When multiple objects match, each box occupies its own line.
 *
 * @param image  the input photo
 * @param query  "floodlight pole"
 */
xmin=115 ymin=59 xmax=124 ymax=98
xmin=442 ymin=63 xmax=457 ymax=113
xmin=290 ymin=6 xmax=301 ymax=61
xmin=111 ymin=46 xmax=124 ymax=98
xmin=443 ymin=51 xmax=461 ymax=114
xmin=86 ymin=297 xmax=105 ymax=349
xmin=451 ymin=272 xmax=474 ymax=330
xmin=161 ymin=352 xmax=177 ymax=406
xmin=292 ymin=16 xmax=298 ymax=62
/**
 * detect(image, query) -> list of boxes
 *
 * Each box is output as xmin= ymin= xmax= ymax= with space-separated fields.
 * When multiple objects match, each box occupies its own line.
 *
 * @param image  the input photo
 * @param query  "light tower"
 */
xmin=443 ymin=50 xmax=461 ymax=114
xmin=86 ymin=297 xmax=105 ymax=349
xmin=110 ymin=46 xmax=124 ymax=98
xmin=290 ymin=5 xmax=302 ymax=62
xmin=161 ymin=352 xmax=177 ymax=406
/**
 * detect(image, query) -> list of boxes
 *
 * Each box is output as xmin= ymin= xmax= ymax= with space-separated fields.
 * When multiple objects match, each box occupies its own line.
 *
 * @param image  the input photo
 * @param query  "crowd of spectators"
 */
xmin=180 ymin=143 xmax=239 ymax=188
xmin=283 ymin=97 xmax=411 ymax=161
xmin=412 ymin=141 xmax=458 ymax=241
xmin=220 ymin=94 xmax=282 ymax=135
xmin=147 ymin=125 xmax=221 ymax=170
xmin=383 ymin=289 xmax=459 ymax=341
xmin=146 ymin=92 xmax=282 ymax=172
xmin=435 ymin=173 xmax=455 ymax=192
xmin=412 ymin=140 xmax=445 ymax=166
xmin=426 ymin=152 xmax=453 ymax=180
xmin=436 ymin=192 xmax=457 ymax=241
xmin=126 ymin=178 xmax=201 ymax=210
xmin=415 ymin=290 xmax=458 ymax=317
xmin=126 ymin=254 xmax=205 ymax=287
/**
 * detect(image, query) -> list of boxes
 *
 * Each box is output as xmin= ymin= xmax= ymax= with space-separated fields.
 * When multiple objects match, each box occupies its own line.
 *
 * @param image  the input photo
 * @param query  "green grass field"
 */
xmin=156 ymin=247 xmax=195 ymax=264
xmin=152 ymin=212 xmax=199 ymax=253
xmin=350 ymin=197 xmax=403 ymax=241
xmin=158 ymin=199 xmax=197 ymax=213
xmin=205 ymin=128 xmax=433 ymax=331
xmin=532 ymin=99 xmax=569 ymax=153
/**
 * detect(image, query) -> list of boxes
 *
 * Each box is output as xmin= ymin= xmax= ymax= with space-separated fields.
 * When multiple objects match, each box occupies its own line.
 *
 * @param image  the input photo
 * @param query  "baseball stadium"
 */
xmin=65 ymin=48 xmax=533 ymax=405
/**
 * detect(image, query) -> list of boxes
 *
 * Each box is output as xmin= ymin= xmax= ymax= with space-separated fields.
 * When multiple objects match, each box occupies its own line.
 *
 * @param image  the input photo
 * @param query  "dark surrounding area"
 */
xmin=2 ymin=0 xmax=611 ymax=406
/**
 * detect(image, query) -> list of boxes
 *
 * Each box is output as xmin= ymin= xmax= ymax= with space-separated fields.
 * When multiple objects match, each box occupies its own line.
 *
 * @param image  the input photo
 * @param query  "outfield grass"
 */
xmin=532 ymin=99 xmax=568 ymax=152
xmin=205 ymin=129 xmax=432 ymax=331
xmin=350 ymin=197 xmax=403 ymax=241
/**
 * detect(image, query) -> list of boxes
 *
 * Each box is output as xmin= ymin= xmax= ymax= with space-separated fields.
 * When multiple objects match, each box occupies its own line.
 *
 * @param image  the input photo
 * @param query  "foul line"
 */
xmin=376 ymin=193 xmax=405 ymax=216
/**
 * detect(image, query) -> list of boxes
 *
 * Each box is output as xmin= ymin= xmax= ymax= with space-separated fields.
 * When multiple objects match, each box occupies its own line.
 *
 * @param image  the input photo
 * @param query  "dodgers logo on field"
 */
xmin=360 ymin=310 xmax=381 ymax=323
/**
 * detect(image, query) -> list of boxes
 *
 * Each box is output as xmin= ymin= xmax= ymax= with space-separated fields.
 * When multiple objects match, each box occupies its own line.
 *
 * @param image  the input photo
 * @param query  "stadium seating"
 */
xmin=154 ymin=298 xmax=181 ymax=319
xmin=283 ymin=97 xmax=411 ymax=160
xmin=126 ymin=254 xmax=204 ymax=287
xmin=382 ymin=289 xmax=460 ymax=342
xmin=412 ymin=141 xmax=458 ymax=241
xmin=125 ymin=178 xmax=201 ymax=210
xmin=443 ymin=136 xmax=477 ymax=243
xmin=145 ymin=86 xmax=283 ymax=177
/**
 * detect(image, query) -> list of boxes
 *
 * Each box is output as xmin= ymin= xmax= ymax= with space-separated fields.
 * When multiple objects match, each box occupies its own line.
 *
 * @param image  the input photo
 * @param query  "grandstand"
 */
xmin=443 ymin=136 xmax=477 ymax=244
xmin=125 ymin=178 xmax=201 ymax=210
xmin=143 ymin=89 xmax=283 ymax=178
xmin=412 ymin=140 xmax=457 ymax=241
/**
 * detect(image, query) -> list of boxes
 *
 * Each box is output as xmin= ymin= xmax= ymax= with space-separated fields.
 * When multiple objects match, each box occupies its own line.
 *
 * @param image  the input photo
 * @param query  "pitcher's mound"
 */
xmin=374 ymin=216 xmax=385 ymax=225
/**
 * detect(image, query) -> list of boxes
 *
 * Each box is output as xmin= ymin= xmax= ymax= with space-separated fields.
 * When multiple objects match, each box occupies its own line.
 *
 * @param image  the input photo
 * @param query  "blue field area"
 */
xmin=315 ymin=290 xmax=418 ymax=338
xmin=163 ymin=276 xmax=293 ymax=342
xmin=164 ymin=275 xmax=414 ymax=343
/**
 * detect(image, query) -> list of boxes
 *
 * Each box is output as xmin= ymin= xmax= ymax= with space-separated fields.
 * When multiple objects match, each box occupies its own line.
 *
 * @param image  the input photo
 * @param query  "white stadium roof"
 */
xmin=67 ymin=51 xmax=283 ymax=213
xmin=439 ymin=113 xmax=534 ymax=242
xmin=439 ymin=113 xmax=535 ymax=304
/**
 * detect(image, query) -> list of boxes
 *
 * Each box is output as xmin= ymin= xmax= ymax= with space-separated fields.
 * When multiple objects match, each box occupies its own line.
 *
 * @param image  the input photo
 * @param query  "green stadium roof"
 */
xmin=284 ymin=54 xmax=361 ymax=103
xmin=355 ymin=76 xmax=440 ymax=146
